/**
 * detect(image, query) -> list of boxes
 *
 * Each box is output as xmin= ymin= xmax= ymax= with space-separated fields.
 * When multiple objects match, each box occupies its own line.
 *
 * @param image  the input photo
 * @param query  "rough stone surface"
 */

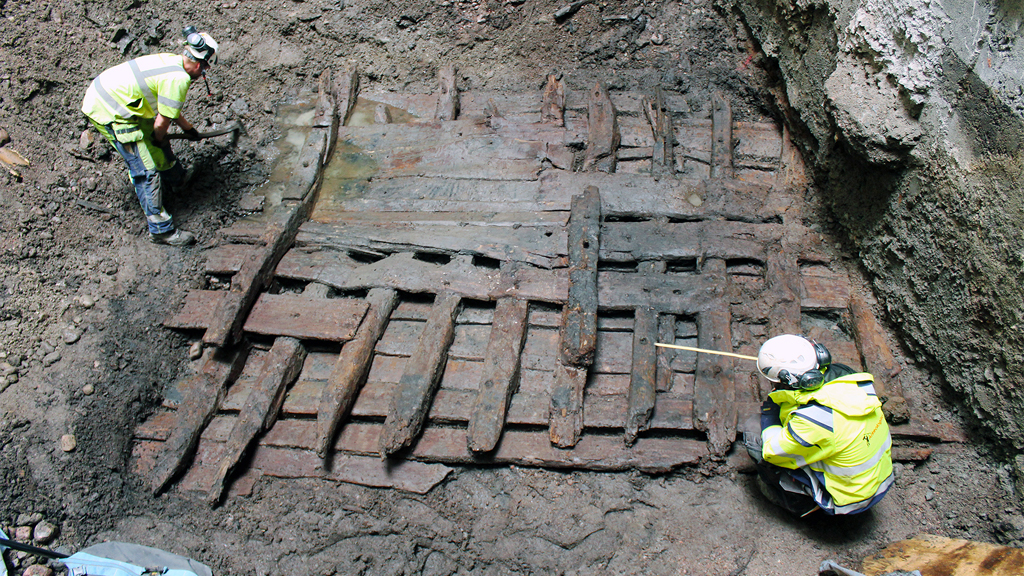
xmin=735 ymin=0 xmax=1024 ymax=452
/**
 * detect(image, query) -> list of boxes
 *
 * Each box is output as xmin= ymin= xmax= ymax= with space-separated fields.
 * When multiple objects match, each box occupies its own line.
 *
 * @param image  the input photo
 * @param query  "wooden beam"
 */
xmin=242 ymin=293 xmax=368 ymax=341
xmin=202 ymin=68 xmax=343 ymax=348
xmin=560 ymin=185 xmax=602 ymax=366
xmin=624 ymin=306 xmax=658 ymax=445
xmin=643 ymin=87 xmax=674 ymax=176
xmin=541 ymin=74 xmax=565 ymax=126
xmin=316 ymin=287 xmax=399 ymax=458
xmin=692 ymin=258 xmax=737 ymax=455
xmin=765 ymin=246 xmax=802 ymax=336
xmin=849 ymin=287 xmax=904 ymax=398
xmin=467 ymin=296 xmax=530 ymax=453
xmin=207 ymin=337 xmax=306 ymax=505
xmin=378 ymin=292 xmax=463 ymax=457
xmin=583 ymin=82 xmax=620 ymax=173
xmin=710 ymin=91 xmax=734 ymax=179
xmin=149 ymin=345 xmax=248 ymax=494
xmin=548 ymin=360 xmax=590 ymax=448
xmin=434 ymin=64 xmax=459 ymax=121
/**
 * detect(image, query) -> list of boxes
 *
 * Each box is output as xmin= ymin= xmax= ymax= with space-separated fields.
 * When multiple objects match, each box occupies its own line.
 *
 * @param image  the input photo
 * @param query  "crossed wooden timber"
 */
xmin=144 ymin=67 xmax=956 ymax=500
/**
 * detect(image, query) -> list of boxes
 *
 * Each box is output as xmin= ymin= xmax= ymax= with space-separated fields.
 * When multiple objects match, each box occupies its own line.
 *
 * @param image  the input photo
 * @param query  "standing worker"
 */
xmin=81 ymin=26 xmax=220 ymax=246
xmin=747 ymin=334 xmax=894 ymax=516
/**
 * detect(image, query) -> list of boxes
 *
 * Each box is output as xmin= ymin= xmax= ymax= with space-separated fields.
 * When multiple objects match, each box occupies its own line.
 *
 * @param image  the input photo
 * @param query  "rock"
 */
xmin=229 ymin=98 xmax=249 ymax=117
xmin=0 ymin=362 xmax=16 ymax=376
xmin=42 ymin=351 xmax=61 ymax=366
xmin=32 ymin=521 xmax=57 ymax=544
xmin=5 ymin=374 xmax=17 ymax=385
xmin=79 ymin=295 xmax=95 ymax=308
xmin=210 ymin=112 xmax=227 ymax=125
xmin=15 ymin=525 xmax=31 ymax=541
xmin=882 ymin=396 xmax=911 ymax=424
xmin=78 ymin=130 xmax=94 ymax=151
xmin=16 ymin=512 xmax=42 ymax=526
xmin=82 ymin=384 xmax=94 ymax=395
xmin=189 ymin=341 xmax=203 ymax=360
xmin=62 ymin=327 xmax=81 ymax=344
xmin=59 ymin=434 xmax=76 ymax=452
xmin=0 ymin=127 xmax=9 ymax=146
xmin=23 ymin=564 xmax=54 ymax=576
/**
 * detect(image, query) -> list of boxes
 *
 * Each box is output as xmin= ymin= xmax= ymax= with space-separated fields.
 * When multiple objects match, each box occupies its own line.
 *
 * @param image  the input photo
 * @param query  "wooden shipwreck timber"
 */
xmin=133 ymin=67 xmax=964 ymax=502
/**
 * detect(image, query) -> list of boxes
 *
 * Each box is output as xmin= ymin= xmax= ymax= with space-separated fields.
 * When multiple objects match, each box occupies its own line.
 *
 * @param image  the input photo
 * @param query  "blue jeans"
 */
xmin=95 ymin=122 xmax=185 ymax=235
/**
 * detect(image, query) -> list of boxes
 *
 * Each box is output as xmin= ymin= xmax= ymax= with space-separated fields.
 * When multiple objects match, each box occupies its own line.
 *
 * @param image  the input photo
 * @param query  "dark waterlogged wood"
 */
xmin=242 ymin=293 xmax=368 ymax=342
xmin=316 ymin=288 xmax=400 ymax=458
xmin=548 ymin=360 xmax=589 ymax=448
xmin=541 ymin=74 xmax=565 ymax=126
xmin=692 ymin=258 xmax=737 ymax=455
xmin=560 ymin=186 xmax=602 ymax=366
xmin=710 ymin=91 xmax=734 ymax=179
xmin=765 ymin=247 xmax=802 ymax=336
xmin=207 ymin=337 xmax=306 ymax=505
xmin=467 ymin=296 xmax=530 ymax=453
xmin=435 ymin=64 xmax=460 ymax=121
xmin=643 ymin=87 xmax=674 ymax=175
xmin=203 ymin=69 xmax=343 ymax=348
xmin=624 ymin=306 xmax=658 ymax=445
xmin=150 ymin=345 xmax=248 ymax=494
xmin=583 ymin=82 xmax=620 ymax=173
xmin=379 ymin=292 xmax=463 ymax=457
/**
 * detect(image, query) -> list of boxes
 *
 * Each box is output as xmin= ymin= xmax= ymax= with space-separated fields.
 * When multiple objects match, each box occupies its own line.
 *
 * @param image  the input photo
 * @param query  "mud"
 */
xmin=0 ymin=1 xmax=1020 ymax=575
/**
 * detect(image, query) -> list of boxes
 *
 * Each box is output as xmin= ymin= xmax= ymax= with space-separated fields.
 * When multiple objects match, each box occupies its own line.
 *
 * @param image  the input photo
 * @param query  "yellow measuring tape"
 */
xmin=654 ymin=342 xmax=757 ymax=361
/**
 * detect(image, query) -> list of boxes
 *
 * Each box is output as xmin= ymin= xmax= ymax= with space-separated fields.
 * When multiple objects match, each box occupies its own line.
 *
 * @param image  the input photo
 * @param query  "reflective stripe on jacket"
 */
xmin=761 ymin=372 xmax=894 ymax=514
xmin=82 ymin=53 xmax=191 ymax=125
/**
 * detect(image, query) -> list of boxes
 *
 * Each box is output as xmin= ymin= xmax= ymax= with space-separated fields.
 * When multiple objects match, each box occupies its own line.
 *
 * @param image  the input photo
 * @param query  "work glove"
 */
xmin=760 ymin=397 xmax=782 ymax=431
xmin=184 ymin=127 xmax=201 ymax=141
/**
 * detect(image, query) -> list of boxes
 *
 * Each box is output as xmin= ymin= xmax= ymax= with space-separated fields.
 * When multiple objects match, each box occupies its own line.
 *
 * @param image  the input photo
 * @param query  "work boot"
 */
xmin=150 ymin=229 xmax=196 ymax=246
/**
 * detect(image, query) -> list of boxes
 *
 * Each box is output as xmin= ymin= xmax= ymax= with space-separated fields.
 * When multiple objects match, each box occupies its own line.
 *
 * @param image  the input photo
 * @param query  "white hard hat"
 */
xmin=185 ymin=31 xmax=218 ymax=65
xmin=757 ymin=334 xmax=818 ymax=383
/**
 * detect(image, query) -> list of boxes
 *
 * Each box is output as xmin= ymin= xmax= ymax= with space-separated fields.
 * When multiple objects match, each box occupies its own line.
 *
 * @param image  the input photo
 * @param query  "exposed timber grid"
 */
xmin=132 ymin=67 xmax=964 ymax=503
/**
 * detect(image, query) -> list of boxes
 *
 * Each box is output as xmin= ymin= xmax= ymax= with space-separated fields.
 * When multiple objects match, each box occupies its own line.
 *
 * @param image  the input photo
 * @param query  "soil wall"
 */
xmin=733 ymin=0 xmax=1024 ymax=454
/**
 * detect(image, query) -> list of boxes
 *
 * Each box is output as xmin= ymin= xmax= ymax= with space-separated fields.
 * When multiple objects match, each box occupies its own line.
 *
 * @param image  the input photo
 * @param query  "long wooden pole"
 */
xmin=654 ymin=342 xmax=757 ymax=361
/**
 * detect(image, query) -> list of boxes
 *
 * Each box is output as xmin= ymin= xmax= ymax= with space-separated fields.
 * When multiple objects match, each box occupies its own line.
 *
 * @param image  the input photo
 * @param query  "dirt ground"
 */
xmin=0 ymin=0 xmax=1021 ymax=575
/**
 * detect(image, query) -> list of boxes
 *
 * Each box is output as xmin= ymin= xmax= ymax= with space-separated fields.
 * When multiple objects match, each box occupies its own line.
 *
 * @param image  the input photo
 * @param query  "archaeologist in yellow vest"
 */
xmin=81 ymin=27 xmax=219 ymax=246
xmin=746 ymin=334 xmax=894 ymax=516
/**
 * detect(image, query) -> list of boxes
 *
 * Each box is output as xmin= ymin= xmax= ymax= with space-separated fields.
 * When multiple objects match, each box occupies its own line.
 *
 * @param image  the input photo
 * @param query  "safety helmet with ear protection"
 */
xmin=756 ymin=334 xmax=832 ymax=390
xmin=183 ymin=26 xmax=218 ymax=65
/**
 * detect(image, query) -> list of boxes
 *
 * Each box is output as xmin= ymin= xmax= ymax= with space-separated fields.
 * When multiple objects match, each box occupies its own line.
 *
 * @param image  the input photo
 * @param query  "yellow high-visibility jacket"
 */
xmin=761 ymin=372 xmax=894 ymax=514
xmin=82 ymin=53 xmax=192 ymax=128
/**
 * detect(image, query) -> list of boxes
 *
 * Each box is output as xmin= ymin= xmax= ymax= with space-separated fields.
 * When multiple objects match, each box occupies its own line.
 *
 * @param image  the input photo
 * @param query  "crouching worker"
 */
xmin=746 ymin=334 xmax=894 ymax=516
xmin=81 ymin=27 xmax=220 ymax=246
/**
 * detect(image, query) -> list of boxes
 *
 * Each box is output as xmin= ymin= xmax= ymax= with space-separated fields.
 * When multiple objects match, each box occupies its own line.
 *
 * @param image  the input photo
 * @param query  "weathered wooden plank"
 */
xmin=252 ymin=447 xmax=451 ymax=494
xmin=848 ymin=287 xmax=905 ymax=399
xmin=624 ymin=306 xmax=658 ymax=445
xmin=600 ymin=220 xmax=778 ymax=262
xmin=164 ymin=290 xmax=225 ymax=330
xmin=710 ymin=91 xmax=734 ymax=179
xmin=583 ymin=82 xmax=620 ymax=173
xmin=561 ymin=186 xmax=602 ymax=366
xmin=435 ymin=64 xmax=460 ymax=121
xmin=541 ymin=74 xmax=565 ymax=126
xmin=379 ymin=292 xmax=463 ymax=457
xmin=207 ymin=337 xmax=306 ymax=505
xmin=149 ymin=345 xmax=248 ymax=494
xmin=862 ymin=534 xmax=1024 ymax=576
xmin=204 ymin=244 xmax=253 ymax=274
xmin=692 ymin=259 xmax=736 ymax=455
xmin=297 ymin=219 xmax=567 ymax=269
xmin=801 ymin=265 xmax=851 ymax=310
xmin=548 ymin=360 xmax=589 ymax=448
xmin=467 ymin=297 xmax=530 ymax=453
xmin=315 ymin=288 xmax=399 ymax=458
xmin=307 ymin=210 xmax=569 ymax=227
xmin=279 ymin=249 xmax=719 ymax=312
xmin=255 ymin=420 xmax=707 ymax=472
xmin=643 ymin=87 xmax=674 ymax=175
xmin=242 ymin=293 xmax=369 ymax=341
xmin=765 ymin=246 xmax=802 ymax=335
